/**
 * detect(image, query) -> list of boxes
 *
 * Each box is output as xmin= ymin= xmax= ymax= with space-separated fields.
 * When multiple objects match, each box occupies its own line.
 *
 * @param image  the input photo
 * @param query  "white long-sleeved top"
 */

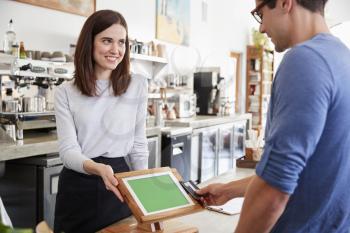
xmin=54 ymin=74 xmax=149 ymax=174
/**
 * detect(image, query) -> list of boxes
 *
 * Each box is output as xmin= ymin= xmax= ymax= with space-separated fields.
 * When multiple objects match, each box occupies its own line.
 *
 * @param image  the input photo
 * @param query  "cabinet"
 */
xmin=218 ymin=125 xmax=234 ymax=176
xmin=161 ymin=132 xmax=192 ymax=181
xmin=197 ymin=126 xmax=218 ymax=182
xmin=147 ymin=136 xmax=160 ymax=169
xmin=192 ymin=120 xmax=247 ymax=183
xmin=246 ymin=46 xmax=274 ymax=135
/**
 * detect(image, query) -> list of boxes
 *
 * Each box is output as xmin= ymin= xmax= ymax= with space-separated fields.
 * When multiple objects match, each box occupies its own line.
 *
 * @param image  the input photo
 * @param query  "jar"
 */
xmin=11 ymin=43 xmax=19 ymax=58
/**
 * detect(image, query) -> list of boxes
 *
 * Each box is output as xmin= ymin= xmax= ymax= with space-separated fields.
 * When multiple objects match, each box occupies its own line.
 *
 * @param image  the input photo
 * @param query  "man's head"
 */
xmin=252 ymin=0 xmax=329 ymax=52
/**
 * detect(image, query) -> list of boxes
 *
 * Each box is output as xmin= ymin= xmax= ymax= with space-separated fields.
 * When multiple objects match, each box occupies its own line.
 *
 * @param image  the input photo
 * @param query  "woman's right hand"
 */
xmin=83 ymin=160 xmax=124 ymax=202
xmin=98 ymin=164 xmax=124 ymax=202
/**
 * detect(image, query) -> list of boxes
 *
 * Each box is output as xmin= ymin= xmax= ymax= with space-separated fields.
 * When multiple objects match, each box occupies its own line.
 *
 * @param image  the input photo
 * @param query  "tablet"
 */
xmin=115 ymin=167 xmax=203 ymax=224
xmin=123 ymin=171 xmax=194 ymax=215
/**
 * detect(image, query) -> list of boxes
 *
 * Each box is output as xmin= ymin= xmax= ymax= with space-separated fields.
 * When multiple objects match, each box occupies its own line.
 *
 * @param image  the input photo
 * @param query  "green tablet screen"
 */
xmin=125 ymin=172 xmax=192 ymax=214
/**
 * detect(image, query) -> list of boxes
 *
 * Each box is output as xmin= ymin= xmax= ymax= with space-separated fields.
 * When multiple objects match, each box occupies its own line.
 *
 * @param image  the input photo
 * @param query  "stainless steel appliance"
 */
xmin=147 ymin=136 xmax=161 ymax=168
xmin=161 ymin=127 xmax=192 ymax=181
xmin=168 ymin=94 xmax=196 ymax=118
xmin=191 ymin=121 xmax=246 ymax=183
xmin=0 ymin=154 xmax=63 ymax=229
xmin=194 ymin=67 xmax=223 ymax=115
xmin=0 ymin=53 xmax=73 ymax=141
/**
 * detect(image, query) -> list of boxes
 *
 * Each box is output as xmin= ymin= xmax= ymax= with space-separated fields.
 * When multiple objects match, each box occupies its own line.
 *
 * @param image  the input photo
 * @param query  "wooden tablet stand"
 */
xmin=101 ymin=219 xmax=198 ymax=232
xmin=101 ymin=167 xmax=203 ymax=233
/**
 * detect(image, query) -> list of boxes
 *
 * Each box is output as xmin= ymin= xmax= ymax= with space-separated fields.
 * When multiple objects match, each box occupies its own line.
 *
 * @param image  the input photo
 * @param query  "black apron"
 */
xmin=54 ymin=157 xmax=132 ymax=233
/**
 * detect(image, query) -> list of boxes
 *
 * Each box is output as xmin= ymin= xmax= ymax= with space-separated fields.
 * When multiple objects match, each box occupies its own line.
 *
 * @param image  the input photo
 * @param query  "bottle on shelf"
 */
xmin=3 ymin=19 xmax=16 ymax=54
xmin=19 ymin=41 xmax=26 ymax=59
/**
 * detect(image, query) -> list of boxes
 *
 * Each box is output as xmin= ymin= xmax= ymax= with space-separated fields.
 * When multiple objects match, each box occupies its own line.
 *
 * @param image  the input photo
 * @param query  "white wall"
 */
xmin=273 ymin=0 xmax=350 ymax=74
xmin=0 ymin=0 xmax=257 ymax=112
xmin=331 ymin=21 xmax=350 ymax=48
xmin=97 ymin=0 xmax=156 ymax=41
xmin=0 ymin=0 xmax=85 ymax=53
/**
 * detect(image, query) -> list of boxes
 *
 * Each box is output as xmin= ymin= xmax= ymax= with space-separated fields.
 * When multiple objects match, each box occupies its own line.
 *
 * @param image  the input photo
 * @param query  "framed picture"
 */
xmin=14 ymin=0 xmax=95 ymax=17
xmin=156 ymin=0 xmax=190 ymax=45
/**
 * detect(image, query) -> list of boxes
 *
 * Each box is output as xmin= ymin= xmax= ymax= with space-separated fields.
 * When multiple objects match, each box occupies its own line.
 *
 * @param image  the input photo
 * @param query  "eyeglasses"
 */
xmin=251 ymin=0 xmax=273 ymax=24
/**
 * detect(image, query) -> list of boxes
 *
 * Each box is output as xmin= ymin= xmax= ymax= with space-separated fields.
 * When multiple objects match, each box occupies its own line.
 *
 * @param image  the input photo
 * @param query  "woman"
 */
xmin=54 ymin=10 xmax=149 ymax=233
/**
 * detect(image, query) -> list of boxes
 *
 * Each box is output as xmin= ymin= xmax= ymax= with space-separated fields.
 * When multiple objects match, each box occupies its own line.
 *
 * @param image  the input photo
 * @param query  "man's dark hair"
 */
xmin=266 ymin=0 xmax=328 ymax=15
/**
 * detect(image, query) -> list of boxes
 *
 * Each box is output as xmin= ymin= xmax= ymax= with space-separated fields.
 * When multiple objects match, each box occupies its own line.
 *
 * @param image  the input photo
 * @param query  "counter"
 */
xmin=0 ymin=127 xmax=162 ymax=162
xmin=99 ymin=167 xmax=255 ymax=233
xmin=0 ymin=113 xmax=251 ymax=162
xmin=164 ymin=113 xmax=252 ymax=129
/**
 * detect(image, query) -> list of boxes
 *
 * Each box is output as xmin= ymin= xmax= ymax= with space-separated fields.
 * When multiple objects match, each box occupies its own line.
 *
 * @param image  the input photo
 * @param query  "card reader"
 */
xmin=180 ymin=180 xmax=202 ymax=201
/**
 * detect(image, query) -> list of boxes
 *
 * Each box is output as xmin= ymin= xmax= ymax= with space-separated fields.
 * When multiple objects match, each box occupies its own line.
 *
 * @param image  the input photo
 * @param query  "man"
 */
xmin=197 ymin=0 xmax=350 ymax=232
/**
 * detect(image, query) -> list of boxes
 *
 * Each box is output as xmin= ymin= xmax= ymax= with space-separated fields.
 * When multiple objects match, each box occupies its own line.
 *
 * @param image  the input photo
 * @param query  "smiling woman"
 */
xmin=73 ymin=10 xmax=131 ymax=97
xmin=93 ymin=24 xmax=127 ymax=79
xmin=53 ymin=10 xmax=149 ymax=233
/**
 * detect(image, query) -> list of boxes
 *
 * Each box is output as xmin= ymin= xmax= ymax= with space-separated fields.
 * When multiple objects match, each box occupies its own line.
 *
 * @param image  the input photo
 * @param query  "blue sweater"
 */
xmin=256 ymin=33 xmax=350 ymax=232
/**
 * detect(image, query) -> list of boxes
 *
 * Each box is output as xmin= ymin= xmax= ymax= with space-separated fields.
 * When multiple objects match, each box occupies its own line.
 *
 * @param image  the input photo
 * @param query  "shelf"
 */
xmin=249 ymin=70 xmax=260 ymax=74
xmin=246 ymin=45 xmax=274 ymax=138
xmin=130 ymin=53 xmax=168 ymax=78
xmin=0 ymin=69 xmax=11 ymax=75
xmin=148 ymin=92 xmax=176 ymax=99
xmin=0 ymin=53 xmax=16 ymax=64
xmin=0 ymin=111 xmax=55 ymax=116
xmin=262 ymin=69 xmax=273 ymax=74
xmin=130 ymin=53 xmax=167 ymax=64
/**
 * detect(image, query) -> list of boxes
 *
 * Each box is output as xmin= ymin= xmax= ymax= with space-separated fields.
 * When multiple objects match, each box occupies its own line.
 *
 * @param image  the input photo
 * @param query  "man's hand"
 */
xmin=196 ymin=183 xmax=232 ymax=206
xmin=196 ymin=176 xmax=254 ymax=206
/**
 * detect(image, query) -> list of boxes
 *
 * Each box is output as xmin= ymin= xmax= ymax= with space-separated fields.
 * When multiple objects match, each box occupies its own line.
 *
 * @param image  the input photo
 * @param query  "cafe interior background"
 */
xmin=0 ymin=0 xmax=349 ymax=231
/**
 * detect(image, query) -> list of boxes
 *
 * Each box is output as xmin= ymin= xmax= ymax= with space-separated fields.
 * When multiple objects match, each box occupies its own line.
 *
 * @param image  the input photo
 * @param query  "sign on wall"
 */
xmin=156 ymin=0 xmax=190 ymax=46
xmin=15 ymin=0 xmax=95 ymax=17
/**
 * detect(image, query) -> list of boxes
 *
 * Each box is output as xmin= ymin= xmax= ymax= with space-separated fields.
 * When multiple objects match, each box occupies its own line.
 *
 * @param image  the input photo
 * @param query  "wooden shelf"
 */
xmin=246 ymin=46 xmax=274 ymax=137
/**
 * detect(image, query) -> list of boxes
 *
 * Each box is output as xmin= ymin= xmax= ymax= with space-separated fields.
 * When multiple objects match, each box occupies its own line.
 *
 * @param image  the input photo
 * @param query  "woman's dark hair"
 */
xmin=74 ymin=10 xmax=130 ymax=96
xmin=266 ymin=0 xmax=328 ymax=15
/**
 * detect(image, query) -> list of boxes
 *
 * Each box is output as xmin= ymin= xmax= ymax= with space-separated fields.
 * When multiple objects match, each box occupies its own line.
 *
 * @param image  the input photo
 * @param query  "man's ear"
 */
xmin=278 ymin=0 xmax=293 ymax=13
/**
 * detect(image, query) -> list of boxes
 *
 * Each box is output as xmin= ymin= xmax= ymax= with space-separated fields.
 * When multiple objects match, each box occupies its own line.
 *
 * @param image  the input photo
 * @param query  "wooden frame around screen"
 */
xmin=115 ymin=167 xmax=203 ymax=224
xmin=15 ymin=0 xmax=95 ymax=17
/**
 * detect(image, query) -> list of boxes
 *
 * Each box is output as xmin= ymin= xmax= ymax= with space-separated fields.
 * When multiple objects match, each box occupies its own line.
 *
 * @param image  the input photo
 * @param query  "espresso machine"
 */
xmin=0 ymin=53 xmax=74 ymax=141
xmin=194 ymin=67 xmax=223 ymax=115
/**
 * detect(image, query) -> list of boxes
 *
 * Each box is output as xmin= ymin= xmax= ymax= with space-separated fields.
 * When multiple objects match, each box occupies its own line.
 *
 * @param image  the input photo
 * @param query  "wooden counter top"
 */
xmin=99 ymin=168 xmax=255 ymax=233
xmin=0 ymin=127 xmax=161 ymax=162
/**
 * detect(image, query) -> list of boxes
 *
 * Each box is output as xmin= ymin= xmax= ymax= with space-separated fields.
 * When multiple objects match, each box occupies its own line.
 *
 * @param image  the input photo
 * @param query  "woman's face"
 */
xmin=93 ymin=23 xmax=127 ymax=74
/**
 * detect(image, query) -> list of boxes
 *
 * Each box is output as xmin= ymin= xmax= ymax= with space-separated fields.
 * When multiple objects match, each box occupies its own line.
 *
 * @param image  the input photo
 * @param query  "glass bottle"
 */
xmin=11 ymin=42 xmax=19 ymax=58
xmin=19 ymin=41 xmax=26 ymax=59
xmin=3 ymin=19 xmax=16 ymax=54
